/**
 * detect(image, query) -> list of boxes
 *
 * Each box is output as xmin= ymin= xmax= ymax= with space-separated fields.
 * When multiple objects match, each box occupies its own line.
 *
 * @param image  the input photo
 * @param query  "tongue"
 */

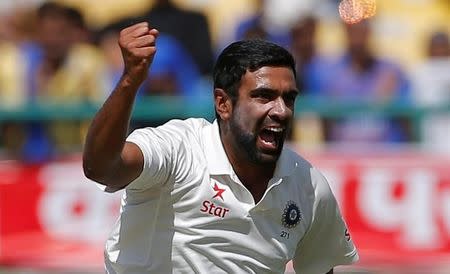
xmin=260 ymin=130 xmax=276 ymax=143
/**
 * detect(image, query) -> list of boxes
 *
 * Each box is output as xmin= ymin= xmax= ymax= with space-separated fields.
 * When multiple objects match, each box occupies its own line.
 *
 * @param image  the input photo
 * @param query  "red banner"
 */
xmin=1 ymin=150 xmax=450 ymax=270
xmin=300 ymin=148 xmax=450 ymax=267
xmin=0 ymin=160 xmax=122 ymax=271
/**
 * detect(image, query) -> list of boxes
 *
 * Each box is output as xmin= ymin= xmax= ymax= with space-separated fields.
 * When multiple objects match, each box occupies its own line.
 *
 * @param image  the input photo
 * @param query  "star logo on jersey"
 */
xmin=282 ymin=201 xmax=301 ymax=229
xmin=212 ymin=183 xmax=226 ymax=201
xmin=199 ymin=182 xmax=230 ymax=218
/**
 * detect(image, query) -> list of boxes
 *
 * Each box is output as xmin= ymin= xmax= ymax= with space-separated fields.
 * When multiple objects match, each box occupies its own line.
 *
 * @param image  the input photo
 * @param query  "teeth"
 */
xmin=266 ymin=127 xmax=283 ymax=133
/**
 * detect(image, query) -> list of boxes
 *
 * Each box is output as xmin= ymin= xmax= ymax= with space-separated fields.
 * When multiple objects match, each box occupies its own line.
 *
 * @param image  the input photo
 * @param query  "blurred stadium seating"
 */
xmin=0 ymin=0 xmax=449 ymax=273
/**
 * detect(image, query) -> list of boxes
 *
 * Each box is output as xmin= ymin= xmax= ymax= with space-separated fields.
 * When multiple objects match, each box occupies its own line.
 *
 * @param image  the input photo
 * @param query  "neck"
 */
xmin=220 ymin=125 xmax=276 ymax=202
xmin=235 ymin=160 xmax=275 ymax=186
xmin=232 ymin=157 xmax=274 ymax=204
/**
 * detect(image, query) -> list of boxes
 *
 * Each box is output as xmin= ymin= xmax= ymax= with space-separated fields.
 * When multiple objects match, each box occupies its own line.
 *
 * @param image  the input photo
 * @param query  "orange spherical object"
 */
xmin=339 ymin=0 xmax=364 ymax=24
xmin=361 ymin=0 xmax=377 ymax=18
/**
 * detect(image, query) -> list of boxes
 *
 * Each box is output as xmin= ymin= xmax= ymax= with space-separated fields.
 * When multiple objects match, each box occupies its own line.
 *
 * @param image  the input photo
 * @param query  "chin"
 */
xmin=254 ymin=151 xmax=281 ymax=164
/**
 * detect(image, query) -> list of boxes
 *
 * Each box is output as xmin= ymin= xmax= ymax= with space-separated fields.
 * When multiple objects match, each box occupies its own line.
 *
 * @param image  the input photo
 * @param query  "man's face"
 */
xmin=228 ymin=66 xmax=298 ymax=164
xmin=291 ymin=19 xmax=316 ymax=56
xmin=38 ymin=15 xmax=73 ymax=61
xmin=346 ymin=21 xmax=370 ymax=54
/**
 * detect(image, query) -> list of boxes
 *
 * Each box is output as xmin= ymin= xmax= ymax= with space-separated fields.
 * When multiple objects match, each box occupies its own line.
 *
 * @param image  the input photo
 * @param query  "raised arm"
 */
xmin=83 ymin=22 xmax=159 ymax=191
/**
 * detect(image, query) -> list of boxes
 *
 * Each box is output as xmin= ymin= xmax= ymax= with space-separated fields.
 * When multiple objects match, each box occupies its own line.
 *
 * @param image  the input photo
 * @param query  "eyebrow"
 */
xmin=250 ymin=87 xmax=300 ymax=96
xmin=287 ymin=89 xmax=300 ymax=96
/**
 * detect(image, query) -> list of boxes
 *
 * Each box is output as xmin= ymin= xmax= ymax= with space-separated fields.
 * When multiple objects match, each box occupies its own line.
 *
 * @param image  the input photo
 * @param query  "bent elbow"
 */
xmin=83 ymin=160 xmax=105 ymax=183
xmin=82 ymin=160 xmax=126 ymax=192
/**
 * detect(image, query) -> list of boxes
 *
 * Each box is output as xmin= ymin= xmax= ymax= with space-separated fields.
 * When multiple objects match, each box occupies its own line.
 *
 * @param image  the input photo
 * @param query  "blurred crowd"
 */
xmin=0 ymin=0 xmax=449 ymax=163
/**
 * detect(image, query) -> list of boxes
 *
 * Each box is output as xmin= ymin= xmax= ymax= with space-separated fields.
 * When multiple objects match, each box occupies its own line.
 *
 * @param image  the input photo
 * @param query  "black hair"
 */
xmin=37 ymin=2 xmax=85 ymax=28
xmin=65 ymin=6 xmax=86 ymax=29
xmin=213 ymin=39 xmax=296 ymax=106
xmin=429 ymin=31 xmax=449 ymax=48
xmin=37 ymin=2 xmax=66 ymax=19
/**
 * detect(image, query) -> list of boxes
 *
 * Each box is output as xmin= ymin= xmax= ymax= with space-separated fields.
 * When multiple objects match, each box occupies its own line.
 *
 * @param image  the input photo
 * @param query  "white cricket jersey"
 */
xmin=103 ymin=118 xmax=358 ymax=274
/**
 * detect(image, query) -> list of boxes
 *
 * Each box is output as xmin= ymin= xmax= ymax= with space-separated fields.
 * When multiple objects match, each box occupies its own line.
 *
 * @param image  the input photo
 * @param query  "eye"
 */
xmin=259 ymin=92 xmax=273 ymax=100
xmin=252 ymin=90 xmax=276 ymax=102
xmin=283 ymin=93 xmax=297 ymax=107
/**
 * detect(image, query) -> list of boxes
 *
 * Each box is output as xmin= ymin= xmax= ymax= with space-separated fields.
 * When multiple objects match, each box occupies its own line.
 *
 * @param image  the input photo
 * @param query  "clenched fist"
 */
xmin=119 ymin=22 xmax=159 ymax=85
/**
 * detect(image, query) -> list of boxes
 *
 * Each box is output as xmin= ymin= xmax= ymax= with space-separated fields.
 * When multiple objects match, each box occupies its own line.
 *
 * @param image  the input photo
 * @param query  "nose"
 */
xmin=269 ymin=97 xmax=291 ymax=122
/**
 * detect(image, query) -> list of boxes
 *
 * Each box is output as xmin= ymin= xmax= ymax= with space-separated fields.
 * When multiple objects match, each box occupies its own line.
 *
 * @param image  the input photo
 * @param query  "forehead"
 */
xmin=239 ymin=66 xmax=297 ymax=92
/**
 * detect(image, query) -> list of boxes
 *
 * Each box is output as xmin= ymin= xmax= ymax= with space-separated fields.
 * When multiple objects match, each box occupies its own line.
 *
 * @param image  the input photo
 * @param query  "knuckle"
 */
xmin=125 ymin=41 xmax=134 ymax=50
xmin=139 ymin=22 xmax=149 ymax=28
xmin=119 ymin=35 xmax=129 ymax=45
xmin=142 ymin=48 xmax=156 ymax=58
xmin=142 ymin=50 xmax=152 ymax=58
xmin=119 ymin=28 xmax=128 ymax=37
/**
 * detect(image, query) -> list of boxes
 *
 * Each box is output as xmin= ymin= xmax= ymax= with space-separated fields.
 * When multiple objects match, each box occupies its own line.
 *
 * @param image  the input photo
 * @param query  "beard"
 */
xmin=229 ymin=111 xmax=284 ymax=165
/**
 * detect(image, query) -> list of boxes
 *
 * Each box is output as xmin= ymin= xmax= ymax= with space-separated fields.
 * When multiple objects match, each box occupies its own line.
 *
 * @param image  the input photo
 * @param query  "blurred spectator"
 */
xmin=64 ymin=4 xmax=91 ymax=44
xmin=2 ymin=1 xmax=105 ymax=162
xmin=325 ymin=20 xmax=410 ymax=101
xmin=412 ymin=31 xmax=450 ymax=107
xmin=0 ymin=38 xmax=26 ymax=109
xmin=321 ymin=20 xmax=411 ymax=144
xmin=0 ymin=1 xmax=43 ymax=42
xmin=27 ymin=2 xmax=103 ymax=104
xmin=290 ymin=15 xmax=333 ymax=95
xmin=411 ymin=31 xmax=450 ymax=153
xmin=95 ymin=19 xmax=202 ymax=98
xmin=0 ymin=4 xmax=36 ymax=108
xmin=0 ymin=4 xmax=38 ymax=159
xmin=289 ymin=15 xmax=334 ymax=145
xmin=234 ymin=0 xmax=290 ymax=47
xmin=144 ymin=34 xmax=203 ymax=96
xmin=94 ymin=21 xmax=126 ymax=99
xmin=131 ymin=0 xmax=214 ymax=77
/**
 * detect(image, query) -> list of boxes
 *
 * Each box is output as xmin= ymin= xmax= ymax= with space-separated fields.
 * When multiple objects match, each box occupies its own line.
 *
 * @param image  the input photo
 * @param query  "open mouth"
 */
xmin=258 ymin=127 xmax=284 ymax=152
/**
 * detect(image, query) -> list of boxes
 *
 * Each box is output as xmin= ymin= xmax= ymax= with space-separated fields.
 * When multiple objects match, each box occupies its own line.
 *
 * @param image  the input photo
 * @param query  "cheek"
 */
xmin=239 ymin=103 xmax=269 ymax=128
xmin=233 ymin=105 xmax=252 ymax=128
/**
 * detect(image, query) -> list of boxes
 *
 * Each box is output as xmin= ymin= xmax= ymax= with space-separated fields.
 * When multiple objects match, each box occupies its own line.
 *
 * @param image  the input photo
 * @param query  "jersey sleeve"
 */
xmin=124 ymin=120 xmax=194 ymax=191
xmin=293 ymin=168 xmax=359 ymax=274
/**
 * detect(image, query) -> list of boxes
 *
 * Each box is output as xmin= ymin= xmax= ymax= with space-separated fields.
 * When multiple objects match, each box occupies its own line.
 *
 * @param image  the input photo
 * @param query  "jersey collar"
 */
xmin=202 ymin=120 xmax=235 ymax=176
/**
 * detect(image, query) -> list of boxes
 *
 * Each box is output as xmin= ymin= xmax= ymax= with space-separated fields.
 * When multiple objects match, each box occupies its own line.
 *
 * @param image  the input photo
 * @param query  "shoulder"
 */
xmin=161 ymin=118 xmax=212 ymax=146
xmin=161 ymin=117 xmax=211 ymax=133
xmin=375 ymin=58 xmax=406 ymax=74
xmin=135 ymin=118 xmax=211 ymax=138
xmin=68 ymin=43 xmax=103 ymax=69
xmin=126 ymin=118 xmax=211 ymax=176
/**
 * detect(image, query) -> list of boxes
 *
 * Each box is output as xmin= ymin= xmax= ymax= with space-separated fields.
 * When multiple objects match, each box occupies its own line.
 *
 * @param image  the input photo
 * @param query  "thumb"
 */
xmin=149 ymin=28 xmax=159 ymax=39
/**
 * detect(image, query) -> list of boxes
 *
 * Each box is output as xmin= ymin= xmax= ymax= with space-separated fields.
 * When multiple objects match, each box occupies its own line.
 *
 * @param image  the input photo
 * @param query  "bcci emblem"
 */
xmin=282 ymin=201 xmax=301 ymax=229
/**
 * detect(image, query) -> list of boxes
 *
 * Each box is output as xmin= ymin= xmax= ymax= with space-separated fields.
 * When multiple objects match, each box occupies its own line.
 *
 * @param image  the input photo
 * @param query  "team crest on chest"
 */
xmin=282 ymin=201 xmax=301 ymax=229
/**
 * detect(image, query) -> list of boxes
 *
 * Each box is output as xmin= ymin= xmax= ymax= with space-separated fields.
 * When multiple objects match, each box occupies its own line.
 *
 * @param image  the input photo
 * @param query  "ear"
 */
xmin=214 ymin=88 xmax=232 ymax=121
